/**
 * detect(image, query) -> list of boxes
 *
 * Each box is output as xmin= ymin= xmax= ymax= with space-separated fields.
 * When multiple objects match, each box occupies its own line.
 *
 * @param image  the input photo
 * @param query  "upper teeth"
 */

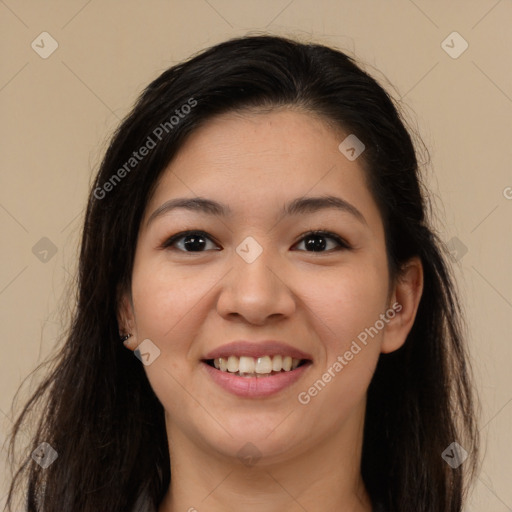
xmin=213 ymin=355 xmax=301 ymax=375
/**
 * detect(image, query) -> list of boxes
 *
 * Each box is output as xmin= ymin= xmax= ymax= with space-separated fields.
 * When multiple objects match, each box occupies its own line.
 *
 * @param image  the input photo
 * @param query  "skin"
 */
xmin=118 ymin=108 xmax=423 ymax=512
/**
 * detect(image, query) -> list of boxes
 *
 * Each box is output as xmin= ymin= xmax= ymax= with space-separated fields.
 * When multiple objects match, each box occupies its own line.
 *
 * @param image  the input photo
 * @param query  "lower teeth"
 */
xmin=234 ymin=370 xmax=283 ymax=377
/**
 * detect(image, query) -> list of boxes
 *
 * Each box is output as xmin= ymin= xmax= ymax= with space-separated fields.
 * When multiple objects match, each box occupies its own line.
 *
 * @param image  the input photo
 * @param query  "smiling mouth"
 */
xmin=203 ymin=355 xmax=310 ymax=378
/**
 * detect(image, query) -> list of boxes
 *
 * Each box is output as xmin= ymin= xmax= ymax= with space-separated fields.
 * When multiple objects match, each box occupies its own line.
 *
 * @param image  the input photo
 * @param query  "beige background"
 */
xmin=1 ymin=1 xmax=511 ymax=510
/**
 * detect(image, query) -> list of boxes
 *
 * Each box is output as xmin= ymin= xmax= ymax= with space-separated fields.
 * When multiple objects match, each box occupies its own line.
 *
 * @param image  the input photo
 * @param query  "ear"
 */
xmin=381 ymin=256 xmax=424 ymax=354
xmin=117 ymin=286 xmax=137 ymax=351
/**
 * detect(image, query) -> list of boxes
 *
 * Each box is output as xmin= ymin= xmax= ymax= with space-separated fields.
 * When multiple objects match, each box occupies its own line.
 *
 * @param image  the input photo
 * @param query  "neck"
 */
xmin=158 ymin=401 xmax=373 ymax=512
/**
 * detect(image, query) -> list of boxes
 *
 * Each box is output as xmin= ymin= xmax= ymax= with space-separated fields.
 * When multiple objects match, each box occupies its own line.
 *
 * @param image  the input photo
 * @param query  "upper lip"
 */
xmin=203 ymin=340 xmax=313 ymax=361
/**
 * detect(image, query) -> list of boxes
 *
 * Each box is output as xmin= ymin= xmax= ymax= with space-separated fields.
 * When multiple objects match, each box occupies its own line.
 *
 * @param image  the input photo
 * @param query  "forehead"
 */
xmin=143 ymin=108 xmax=381 ymax=230
xmin=170 ymin=108 xmax=345 ymax=172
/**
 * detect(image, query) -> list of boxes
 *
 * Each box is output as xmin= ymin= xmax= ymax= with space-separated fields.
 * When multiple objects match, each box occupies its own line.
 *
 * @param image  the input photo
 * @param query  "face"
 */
xmin=120 ymin=109 xmax=406 ymax=465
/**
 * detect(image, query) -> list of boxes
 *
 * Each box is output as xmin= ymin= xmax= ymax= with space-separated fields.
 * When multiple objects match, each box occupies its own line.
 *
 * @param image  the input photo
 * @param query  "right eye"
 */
xmin=162 ymin=230 xmax=221 ymax=252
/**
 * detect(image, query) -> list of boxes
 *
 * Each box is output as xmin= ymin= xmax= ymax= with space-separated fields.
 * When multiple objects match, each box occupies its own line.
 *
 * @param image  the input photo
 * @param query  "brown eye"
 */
xmin=163 ymin=231 xmax=220 ymax=252
xmin=292 ymin=230 xmax=350 ymax=253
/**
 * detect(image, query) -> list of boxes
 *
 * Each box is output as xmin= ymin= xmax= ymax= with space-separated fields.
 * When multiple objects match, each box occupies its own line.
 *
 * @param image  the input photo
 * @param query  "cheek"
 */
xmin=296 ymin=265 xmax=386 ymax=424
xmin=300 ymin=259 xmax=389 ymax=352
xmin=131 ymin=259 xmax=214 ymax=342
xmin=130 ymin=262 xmax=212 ymax=413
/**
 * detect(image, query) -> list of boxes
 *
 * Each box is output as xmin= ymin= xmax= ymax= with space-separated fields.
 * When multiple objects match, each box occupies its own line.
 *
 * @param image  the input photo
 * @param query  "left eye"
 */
xmin=292 ymin=230 xmax=349 ymax=252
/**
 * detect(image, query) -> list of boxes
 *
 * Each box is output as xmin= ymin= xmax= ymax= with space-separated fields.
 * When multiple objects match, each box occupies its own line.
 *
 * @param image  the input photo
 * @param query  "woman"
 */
xmin=5 ymin=34 xmax=479 ymax=512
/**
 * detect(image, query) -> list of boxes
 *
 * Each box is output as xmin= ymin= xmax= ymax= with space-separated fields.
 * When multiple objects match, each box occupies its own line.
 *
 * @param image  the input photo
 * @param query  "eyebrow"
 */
xmin=146 ymin=194 xmax=367 ymax=227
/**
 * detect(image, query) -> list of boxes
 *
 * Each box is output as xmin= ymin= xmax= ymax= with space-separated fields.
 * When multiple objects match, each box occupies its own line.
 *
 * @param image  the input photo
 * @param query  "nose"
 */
xmin=216 ymin=245 xmax=296 ymax=325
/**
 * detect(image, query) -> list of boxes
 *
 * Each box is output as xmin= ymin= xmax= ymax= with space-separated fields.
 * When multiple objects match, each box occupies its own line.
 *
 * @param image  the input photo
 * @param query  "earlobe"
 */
xmin=117 ymin=289 xmax=137 ymax=350
xmin=381 ymin=256 xmax=424 ymax=354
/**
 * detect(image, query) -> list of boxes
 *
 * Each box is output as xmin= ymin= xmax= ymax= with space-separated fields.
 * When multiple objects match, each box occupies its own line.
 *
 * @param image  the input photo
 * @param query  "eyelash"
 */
xmin=161 ymin=229 xmax=351 ymax=253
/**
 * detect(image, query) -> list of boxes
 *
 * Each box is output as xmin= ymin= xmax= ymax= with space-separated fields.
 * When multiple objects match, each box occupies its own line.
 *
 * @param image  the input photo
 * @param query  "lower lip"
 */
xmin=201 ymin=361 xmax=311 ymax=398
